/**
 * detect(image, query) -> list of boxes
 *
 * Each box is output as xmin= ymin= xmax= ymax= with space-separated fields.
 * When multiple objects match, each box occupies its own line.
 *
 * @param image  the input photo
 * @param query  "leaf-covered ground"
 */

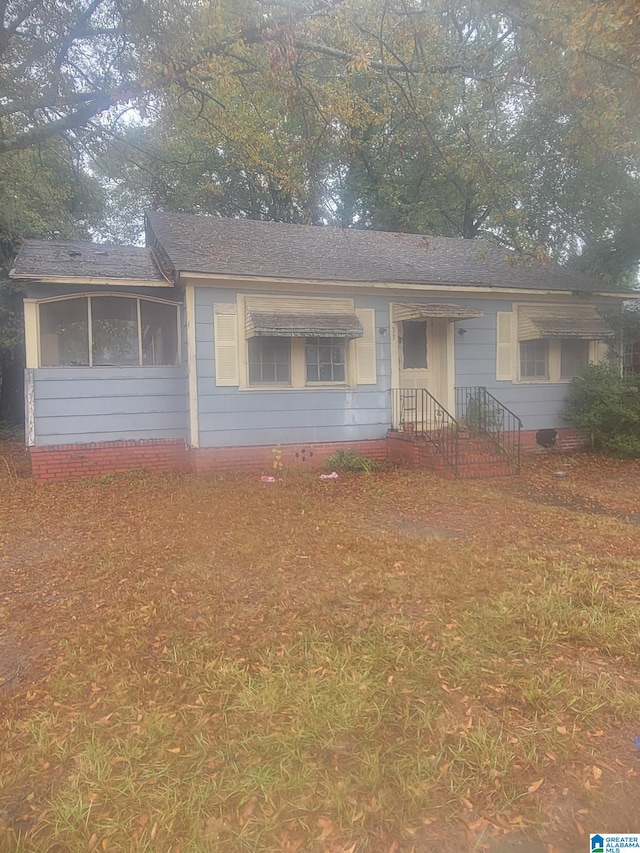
xmin=1 ymin=442 xmax=639 ymax=852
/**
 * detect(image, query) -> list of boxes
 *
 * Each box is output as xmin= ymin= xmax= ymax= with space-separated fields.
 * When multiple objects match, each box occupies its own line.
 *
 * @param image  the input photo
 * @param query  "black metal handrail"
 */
xmin=454 ymin=386 xmax=522 ymax=473
xmin=392 ymin=387 xmax=459 ymax=475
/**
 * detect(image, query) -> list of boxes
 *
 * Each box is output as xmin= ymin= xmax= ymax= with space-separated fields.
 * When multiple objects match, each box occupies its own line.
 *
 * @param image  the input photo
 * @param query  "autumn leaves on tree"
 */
xmin=0 ymin=0 xmax=639 ymax=417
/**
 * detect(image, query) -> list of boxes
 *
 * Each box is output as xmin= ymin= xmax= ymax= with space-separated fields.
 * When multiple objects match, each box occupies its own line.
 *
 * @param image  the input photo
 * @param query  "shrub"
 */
xmin=562 ymin=363 xmax=640 ymax=457
xmin=324 ymin=448 xmax=376 ymax=474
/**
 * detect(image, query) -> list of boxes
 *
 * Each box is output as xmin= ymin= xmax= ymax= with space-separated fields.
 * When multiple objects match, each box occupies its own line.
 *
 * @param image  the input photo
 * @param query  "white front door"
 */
xmin=392 ymin=316 xmax=452 ymax=428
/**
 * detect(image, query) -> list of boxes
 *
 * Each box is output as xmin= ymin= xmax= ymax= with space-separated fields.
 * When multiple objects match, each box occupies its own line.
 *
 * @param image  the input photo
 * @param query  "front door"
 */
xmin=392 ymin=316 xmax=451 ymax=428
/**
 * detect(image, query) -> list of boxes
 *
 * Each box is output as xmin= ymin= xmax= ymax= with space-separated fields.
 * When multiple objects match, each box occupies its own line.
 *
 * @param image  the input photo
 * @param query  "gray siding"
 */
xmin=195 ymin=288 xmax=392 ymax=448
xmin=33 ymin=367 xmax=188 ymax=445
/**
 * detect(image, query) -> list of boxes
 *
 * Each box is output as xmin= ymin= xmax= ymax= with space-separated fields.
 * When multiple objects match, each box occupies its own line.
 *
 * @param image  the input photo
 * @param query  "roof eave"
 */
xmin=9 ymin=271 xmax=172 ymax=287
xmin=175 ymin=270 xmax=628 ymax=297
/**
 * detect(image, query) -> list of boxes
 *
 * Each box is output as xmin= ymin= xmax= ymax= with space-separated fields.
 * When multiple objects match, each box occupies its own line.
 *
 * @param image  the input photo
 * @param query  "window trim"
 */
xmin=31 ymin=293 xmax=181 ymax=368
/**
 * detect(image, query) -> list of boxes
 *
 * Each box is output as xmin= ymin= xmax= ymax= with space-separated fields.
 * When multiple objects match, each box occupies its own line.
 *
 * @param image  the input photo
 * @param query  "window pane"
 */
xmin=305 ymin=337 xmax=347 ymax=383
xmin=248 ymin=337 xmax=290 ymax=384
xmin=520 ymin=339 xmax=549 ymax=379
xmin=141 ymin=300 xmax=179 ymax=365
xmin=561 ymin=339 xmax=589 ymax=379
xmin=92 ymin=297 xmax=138 ymax=366
xmin=402 ymin=321 xmax=427 ymax=369
xmin=39 ymin=298 xmax=89 ymax=366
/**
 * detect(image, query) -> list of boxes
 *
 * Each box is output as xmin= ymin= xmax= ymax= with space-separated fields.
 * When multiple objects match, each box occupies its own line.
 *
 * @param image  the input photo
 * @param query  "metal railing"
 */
xmin=392 ymin=387 xmax=459 ymax=475
xmin=454 ymin=386 xmax=522 ymax=472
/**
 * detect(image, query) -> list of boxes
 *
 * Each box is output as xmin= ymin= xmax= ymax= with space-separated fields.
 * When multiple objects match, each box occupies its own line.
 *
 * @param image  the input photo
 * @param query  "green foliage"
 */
xmin=563 ymin=364 xmax=640 ymax=457
xmin=464 ymin=392 xmax=502 ymax=434
xmin=324 ymin=448 xmax=376 ymax=475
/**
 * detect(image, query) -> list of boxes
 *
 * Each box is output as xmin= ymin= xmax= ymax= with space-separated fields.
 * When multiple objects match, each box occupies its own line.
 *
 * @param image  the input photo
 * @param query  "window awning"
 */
xmin=392 ymin=302 xmax=484 ymax=322
xmin=247 ymin=310 xmax=364 ymax=339
xmin=518 ymin=305 xmax=615 ymax=341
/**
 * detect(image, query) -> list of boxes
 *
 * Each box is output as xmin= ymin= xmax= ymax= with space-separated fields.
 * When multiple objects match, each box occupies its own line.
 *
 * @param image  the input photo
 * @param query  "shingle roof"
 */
xmin=10 ymin=239 xmax=167 ymax=284
xmin=146 ymin=211 xmax=621 ymax=293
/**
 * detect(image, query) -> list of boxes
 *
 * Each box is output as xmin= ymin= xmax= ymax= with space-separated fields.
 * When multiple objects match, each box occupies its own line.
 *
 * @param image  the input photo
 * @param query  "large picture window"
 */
xmin=38 ymin=295 xmax=179 ymax=367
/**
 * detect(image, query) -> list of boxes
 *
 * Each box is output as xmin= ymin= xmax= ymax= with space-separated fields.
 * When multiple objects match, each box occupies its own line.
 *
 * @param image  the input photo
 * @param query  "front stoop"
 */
xmin=387 ymin=429 xmax=518 ymax=479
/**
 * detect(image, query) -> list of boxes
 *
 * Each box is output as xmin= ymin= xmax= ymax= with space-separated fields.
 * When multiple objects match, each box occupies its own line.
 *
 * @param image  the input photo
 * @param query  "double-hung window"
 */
xmin=248 ymin=337 xmax=291 ymax=384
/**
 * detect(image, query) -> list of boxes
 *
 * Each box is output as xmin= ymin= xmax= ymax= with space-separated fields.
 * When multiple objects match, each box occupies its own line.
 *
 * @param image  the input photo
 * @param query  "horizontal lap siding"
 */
xmin=33 ymin=367 xmax=189 ymax=446
xmin=195 ymin=287 xmax=392 ymax=448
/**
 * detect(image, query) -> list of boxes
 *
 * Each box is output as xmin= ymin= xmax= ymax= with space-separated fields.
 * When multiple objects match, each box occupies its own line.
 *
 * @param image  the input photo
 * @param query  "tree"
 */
xmin=94 ymin=0 xmax=640 ymax=283
xmin=0 ymin=141 xmax=103 ymax=422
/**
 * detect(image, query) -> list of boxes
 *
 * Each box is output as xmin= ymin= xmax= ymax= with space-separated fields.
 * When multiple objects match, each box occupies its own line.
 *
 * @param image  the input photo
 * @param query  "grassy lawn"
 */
xmin=1 ymin=443 xmax=640 ymax=852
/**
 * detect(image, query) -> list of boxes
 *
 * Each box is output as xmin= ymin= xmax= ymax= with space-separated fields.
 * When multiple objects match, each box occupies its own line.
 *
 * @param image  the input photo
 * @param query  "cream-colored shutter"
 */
xmin=589 ymin=340 xmax=608 ymax=364
xmin=214 ymin=303 xmax=239 ymax=386
xmin=355 ymin=308 xmax=377 ymax=385
xmin=496 ymin=311 xmax=514 ymax=381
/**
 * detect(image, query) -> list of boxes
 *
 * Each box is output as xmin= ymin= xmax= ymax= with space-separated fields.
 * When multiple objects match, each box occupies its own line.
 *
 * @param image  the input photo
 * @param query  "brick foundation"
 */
xmin=28 ymin=428 xmax=590 ymax=483
xmin=29 ymin=439 xmax=191 ymax=482
xmin=191 ymin=439 xmax=388 ymax=476
xmin=29 ymin=438 xmax=389 ymax=482
xmin=520 ymin=428 xmax=589 ymax=453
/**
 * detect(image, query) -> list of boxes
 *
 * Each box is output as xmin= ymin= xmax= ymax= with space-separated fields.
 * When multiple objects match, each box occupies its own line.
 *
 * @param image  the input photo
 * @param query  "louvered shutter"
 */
xmin=589 ymin=340 xmax=608 ymax=364
xmin=496 ymin=311 xmax=514 ymax=381
xmin=214 ymin=303 xmax=239 ymax=386
xmin=355 ymin=308 xmax=377 ymax=385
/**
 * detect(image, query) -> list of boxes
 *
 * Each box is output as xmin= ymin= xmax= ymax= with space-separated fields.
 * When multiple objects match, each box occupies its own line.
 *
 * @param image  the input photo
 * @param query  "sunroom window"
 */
xmin=38 ymin=296 xmax=179 ymax=367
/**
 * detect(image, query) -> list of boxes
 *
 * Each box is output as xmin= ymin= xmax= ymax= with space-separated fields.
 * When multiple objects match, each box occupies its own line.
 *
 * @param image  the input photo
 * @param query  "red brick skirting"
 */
xmin=30 ymin=439 xmax=191 ymax=482
xmin=29 ymin=429 xmax=589 ymax=483
xmin=520 ymin=428 xmax=589 ymax=453
xmin=29 ymin=438 xmax=389 ymax=482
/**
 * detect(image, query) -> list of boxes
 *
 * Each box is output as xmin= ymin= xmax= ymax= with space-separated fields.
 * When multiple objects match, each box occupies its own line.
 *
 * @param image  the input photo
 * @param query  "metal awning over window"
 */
xmin=246 ymin=310 xmax=363 ymax=339
xmin=392 ymin=302 xmax=484 ymax=322
xmin=518 ymin=305 xmax=614 ymax=341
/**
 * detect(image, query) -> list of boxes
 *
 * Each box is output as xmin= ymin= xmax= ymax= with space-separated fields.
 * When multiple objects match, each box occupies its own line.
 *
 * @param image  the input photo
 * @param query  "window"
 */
xmin=560 ymin=339 xmax=589 ymax=380
xmin=92 ymin=296 xmax=138 ymax=365
xmin=40 ymin=298 xmax=89 ymax=366
xmin=248 ymin=337 xmax=291 ymax=384
xmin=38 ymin=295 xmax=179 ymax=367
xmin=497 ymin=306 xmax=612 ymax=384
xmin=214 ymin=298 xmax=377 ymax=389
xmin=520 ymin=339 xmax=549 ymax=379
xmin=402 ymin=320 xmax=427 ymax=369
xmin=305 ymin=337 xmax=346 ymax=382
xmin=518 ymin=338 xmax=597 ymax=382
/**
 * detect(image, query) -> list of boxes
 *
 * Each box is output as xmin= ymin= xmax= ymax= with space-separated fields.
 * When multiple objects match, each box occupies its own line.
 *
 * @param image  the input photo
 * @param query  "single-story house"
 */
xmin=9 ymin=212 xmax=629 ymax=481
